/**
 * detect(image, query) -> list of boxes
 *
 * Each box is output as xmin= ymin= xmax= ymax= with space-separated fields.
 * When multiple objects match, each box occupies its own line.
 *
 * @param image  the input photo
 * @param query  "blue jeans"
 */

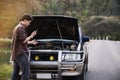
xmin=11 ymin=54 xmax=30 ymax=80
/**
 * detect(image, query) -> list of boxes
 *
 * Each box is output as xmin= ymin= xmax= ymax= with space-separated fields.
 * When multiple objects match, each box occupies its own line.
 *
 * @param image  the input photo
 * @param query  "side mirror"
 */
xmin=82 ymin=36 xmax=90 ymax=43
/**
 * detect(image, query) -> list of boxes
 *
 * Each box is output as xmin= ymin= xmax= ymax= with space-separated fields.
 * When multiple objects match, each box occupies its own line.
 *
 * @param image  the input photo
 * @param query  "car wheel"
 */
xmin=85 ymin=53 xmax=88 ymax=72
xmin=62 ymin=76 xmax=76 ymax=80
xmin=85 ymin=63 xmax=88 ymax=72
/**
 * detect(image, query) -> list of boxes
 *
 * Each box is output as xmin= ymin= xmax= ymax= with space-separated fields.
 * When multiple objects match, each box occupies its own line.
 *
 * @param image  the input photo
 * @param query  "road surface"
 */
xmin=86 ymin=40 xmax=120 ymax=80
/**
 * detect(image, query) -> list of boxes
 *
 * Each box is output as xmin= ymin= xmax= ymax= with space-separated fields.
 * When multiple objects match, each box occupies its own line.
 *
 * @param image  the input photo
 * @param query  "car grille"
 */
xmin=30 ymin=51 xmax=58 ymax=61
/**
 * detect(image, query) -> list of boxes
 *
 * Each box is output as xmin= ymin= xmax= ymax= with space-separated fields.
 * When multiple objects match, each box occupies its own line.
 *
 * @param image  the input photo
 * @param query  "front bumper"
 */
xmin=29 ymin=50 xmax=85 ymax=79
xmin=30 ymin=61 xmax=84 ymax=79
xmin=61 ymin=62 xmax=84 ymax=76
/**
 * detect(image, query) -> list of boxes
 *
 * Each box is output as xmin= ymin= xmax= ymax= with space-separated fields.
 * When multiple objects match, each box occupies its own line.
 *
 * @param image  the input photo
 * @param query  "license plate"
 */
xmin=36 ymin=73 xmax=51 ymax=79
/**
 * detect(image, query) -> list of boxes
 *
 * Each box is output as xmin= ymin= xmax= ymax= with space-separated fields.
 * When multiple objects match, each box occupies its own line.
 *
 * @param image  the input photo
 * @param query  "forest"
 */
xmin=0 ymin=0 xmax=120 ymax=40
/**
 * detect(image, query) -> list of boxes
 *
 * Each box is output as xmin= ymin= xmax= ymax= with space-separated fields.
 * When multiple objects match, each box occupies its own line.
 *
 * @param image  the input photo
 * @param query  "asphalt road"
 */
xmin=86 ymin=40 xmax=120 ymax=80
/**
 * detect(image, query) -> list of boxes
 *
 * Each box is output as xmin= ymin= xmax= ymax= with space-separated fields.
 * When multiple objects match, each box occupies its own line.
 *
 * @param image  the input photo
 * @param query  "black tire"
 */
xmin=85 ymin=53 xmax=88 ymax=72
xmin=80 ymin=69 xmax=85 ymax=80
xmin=62 ymin=76 xmax=76 ymax=80
xmin=85 ymin=63 xmax=88 ymax=72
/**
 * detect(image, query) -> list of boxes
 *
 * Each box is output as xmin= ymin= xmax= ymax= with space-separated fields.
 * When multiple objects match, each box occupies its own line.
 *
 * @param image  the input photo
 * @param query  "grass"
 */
xmin=0 ymin=38 xmax=12 ymax=80
xmin=0 ymin=38 xmax=12 ymax=60
xmin=0 ymin=38 xmax=11 ymax=47
xmin=0 ymin=38 xmax=11 ymax=46
xmin=0 ymin=64 xmax=12 ymax=80
xmin=0 ymin=38 xmax=11 ymax=42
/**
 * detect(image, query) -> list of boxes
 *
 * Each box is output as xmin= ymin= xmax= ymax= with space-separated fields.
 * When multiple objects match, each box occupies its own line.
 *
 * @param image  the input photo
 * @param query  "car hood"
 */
xmin=26 ymin=15 xmax=80 ymax=42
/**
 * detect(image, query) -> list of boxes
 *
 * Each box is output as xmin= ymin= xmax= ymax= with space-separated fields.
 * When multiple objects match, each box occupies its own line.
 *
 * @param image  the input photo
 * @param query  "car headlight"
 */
xmin=62 ymin=53 xmax=81 ymax=61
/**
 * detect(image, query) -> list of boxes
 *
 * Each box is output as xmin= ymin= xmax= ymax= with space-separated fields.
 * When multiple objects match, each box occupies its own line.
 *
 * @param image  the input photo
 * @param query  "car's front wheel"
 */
xmin=62 ymin=76 xmax=72 ymax=80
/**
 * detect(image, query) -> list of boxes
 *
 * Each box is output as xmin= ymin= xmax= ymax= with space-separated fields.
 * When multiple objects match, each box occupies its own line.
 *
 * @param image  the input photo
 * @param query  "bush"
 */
xmin=83 ymin=16 xmax=120 ymax=40
xmin=0 ymin=64 xmax=12 ymax=80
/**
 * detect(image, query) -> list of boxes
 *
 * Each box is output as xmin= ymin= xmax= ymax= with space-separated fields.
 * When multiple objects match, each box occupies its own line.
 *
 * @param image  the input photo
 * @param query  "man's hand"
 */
xmin=28 ymin=39 xmax=38 ymax=45
xmin=23 ymin=30 xmax=37 ymax=44
xmin=31 ymin=40 xmax=38 ymax=45
xmin=30 ymin=30 xmax=37 ymax=38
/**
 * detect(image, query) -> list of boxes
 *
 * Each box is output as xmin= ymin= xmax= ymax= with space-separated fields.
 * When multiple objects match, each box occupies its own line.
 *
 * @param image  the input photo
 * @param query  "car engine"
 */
xmin=28 ymin=39 xmax=78 ymax=51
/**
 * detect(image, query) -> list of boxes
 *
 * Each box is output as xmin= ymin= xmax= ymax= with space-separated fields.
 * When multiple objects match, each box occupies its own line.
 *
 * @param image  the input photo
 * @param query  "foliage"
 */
xmin=85 ymin=0 xmax=120 ymax=16
xmin=0 ymin=0 xmax=120 ymax=40
xmin=40 ymin=0 xmax=89 ymax=23
xmin=0 ymin=0 xmax=40 ymax=38
xmin=0 ymin=64 xmax=12 ymax=80
xmin=39 ymin=0 xmax=120 ymax=17
xmin=83 ymin=16 xmax=120 ymax=40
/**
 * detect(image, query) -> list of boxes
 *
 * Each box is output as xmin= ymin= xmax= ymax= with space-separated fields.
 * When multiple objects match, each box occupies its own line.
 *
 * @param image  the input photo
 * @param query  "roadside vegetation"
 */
xmin=82 ymin=16 xmax=120 ymax=40
xmin=0 ymin=38 xmax=12 ymax=80
xmin=0 ymin=64 xmax=12 ymax=80
xmin=0 ymin=38 xmax=11 ymax=46
xmin=0 ymin=0 xmax=40 ymax=38
xmin=0 ymin=0 xmax=120 ymax=40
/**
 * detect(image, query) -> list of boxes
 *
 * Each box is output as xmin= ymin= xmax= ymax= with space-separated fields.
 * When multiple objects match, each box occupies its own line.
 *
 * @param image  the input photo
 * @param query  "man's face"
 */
xmin=26 ymin=20 xmax=31 ymax=26
xmin=25 ymin=20 xmax=31 ymax=27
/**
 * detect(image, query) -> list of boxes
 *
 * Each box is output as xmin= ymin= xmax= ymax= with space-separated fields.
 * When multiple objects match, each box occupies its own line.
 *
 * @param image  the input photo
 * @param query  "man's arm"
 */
xmin=28 ymin=40 xmax=38 ymax=45
xmin=18 ymin=27 xmax=37 ymax=44
xmin=23 ymin=31 xmax=37 ymax=44
xmin=23 ymin=35 xmax=33 ymax=44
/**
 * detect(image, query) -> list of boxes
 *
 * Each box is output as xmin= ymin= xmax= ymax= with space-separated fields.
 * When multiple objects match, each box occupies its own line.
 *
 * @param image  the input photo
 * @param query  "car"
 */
xmin=26 ymin=15 xmax=89 ymax=80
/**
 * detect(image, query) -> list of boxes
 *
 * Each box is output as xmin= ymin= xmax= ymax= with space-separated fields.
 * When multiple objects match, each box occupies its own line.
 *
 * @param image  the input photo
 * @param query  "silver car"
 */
xmin=27 ymin=15 xmax=89 ymax=80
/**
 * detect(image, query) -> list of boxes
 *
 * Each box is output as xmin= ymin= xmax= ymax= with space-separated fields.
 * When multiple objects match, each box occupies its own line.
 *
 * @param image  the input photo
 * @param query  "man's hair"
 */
xmin=20 ymin=15 xmax=33 ymax=21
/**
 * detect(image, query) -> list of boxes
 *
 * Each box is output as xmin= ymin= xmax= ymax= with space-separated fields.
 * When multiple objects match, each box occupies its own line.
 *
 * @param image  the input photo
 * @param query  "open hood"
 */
xmin=26 ymin=15 xmax=79 ymax=42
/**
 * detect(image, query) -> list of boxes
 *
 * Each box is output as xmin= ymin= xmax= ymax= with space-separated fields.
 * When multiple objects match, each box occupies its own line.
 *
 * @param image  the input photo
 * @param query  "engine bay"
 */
xmin=28 ymin=39 xmax=78 ymax=51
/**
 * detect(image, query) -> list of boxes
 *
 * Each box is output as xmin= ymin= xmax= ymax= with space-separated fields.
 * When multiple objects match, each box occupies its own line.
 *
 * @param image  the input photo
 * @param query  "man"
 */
xmin=11 ymin=15 xmax=38 ymax=80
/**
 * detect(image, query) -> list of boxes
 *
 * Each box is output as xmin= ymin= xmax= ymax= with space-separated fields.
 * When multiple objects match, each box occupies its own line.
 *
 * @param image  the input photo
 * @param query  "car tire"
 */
xmin=81 ymin=68 xmax=86 ymax=80
xmin=85 ymin=53 xmax=88 ymax=72
xmin=85 ymin=63 xmax=88 ymax=72
xmin=62 ymin=76 xmax=76 ymax=80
